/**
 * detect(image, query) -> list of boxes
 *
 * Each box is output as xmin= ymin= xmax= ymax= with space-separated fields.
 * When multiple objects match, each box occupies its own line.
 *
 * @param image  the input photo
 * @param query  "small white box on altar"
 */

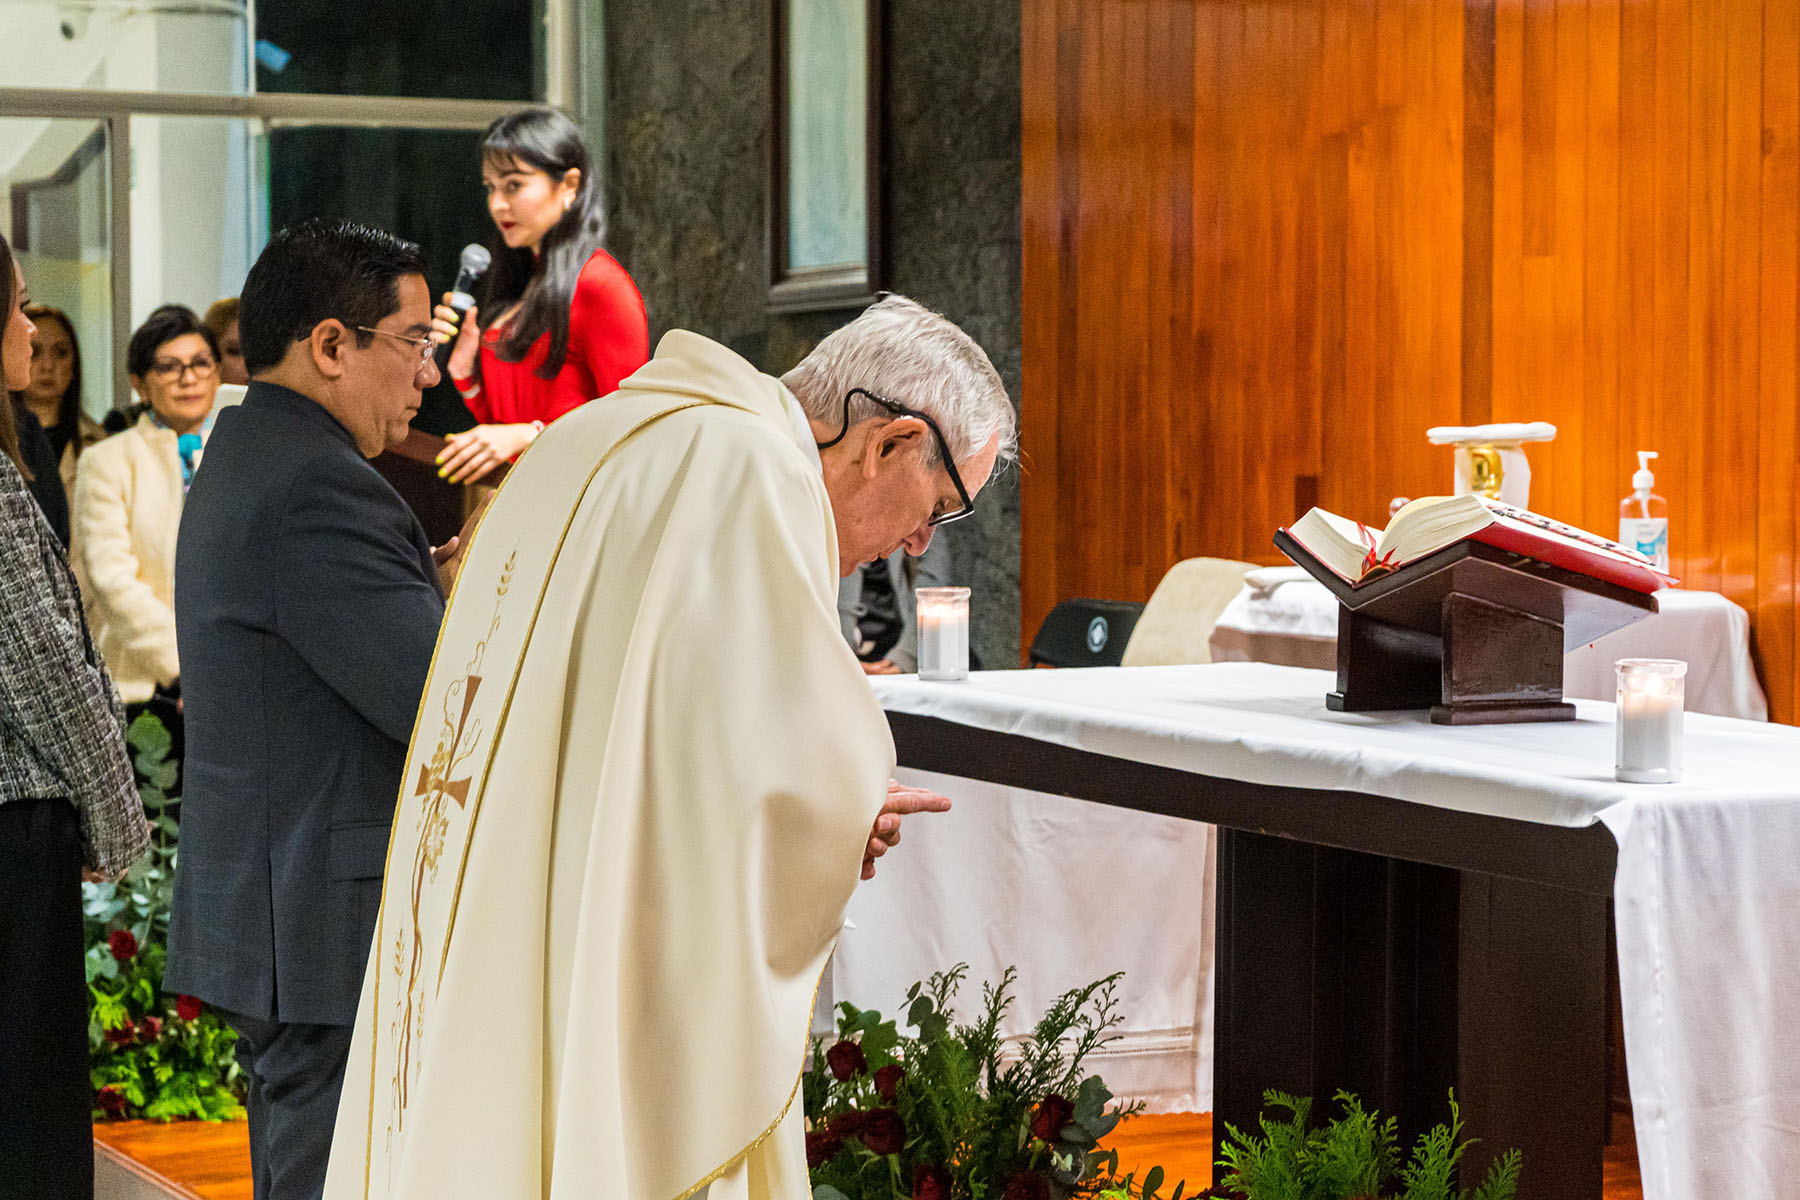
xmin=917 ymin=587 xmax=971 ymax=681
xmin=1616 ymin=658 xmax=1686 ymax=784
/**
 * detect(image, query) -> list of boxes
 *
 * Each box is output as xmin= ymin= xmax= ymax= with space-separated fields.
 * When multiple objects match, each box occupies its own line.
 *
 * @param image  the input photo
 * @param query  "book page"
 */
xmin=1287 ymin=508 xmax=1378 ymax=581
xmin=1374 ymin=494 xmax=1493 ymax=568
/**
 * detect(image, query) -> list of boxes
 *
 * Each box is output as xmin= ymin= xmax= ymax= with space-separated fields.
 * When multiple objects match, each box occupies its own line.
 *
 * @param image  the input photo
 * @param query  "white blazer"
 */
xmin=72 ymin=414 xmax=204 ymax=704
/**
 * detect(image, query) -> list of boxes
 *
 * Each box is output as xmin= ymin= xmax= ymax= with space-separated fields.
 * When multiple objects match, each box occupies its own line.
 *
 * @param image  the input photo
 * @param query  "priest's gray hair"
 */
xmin=782 ymin=295 xmax=1017 ymax=475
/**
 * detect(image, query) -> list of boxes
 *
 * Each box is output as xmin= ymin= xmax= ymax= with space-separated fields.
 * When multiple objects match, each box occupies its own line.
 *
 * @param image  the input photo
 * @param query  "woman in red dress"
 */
xmin=433 ymin=106 xmax=649 ymax=483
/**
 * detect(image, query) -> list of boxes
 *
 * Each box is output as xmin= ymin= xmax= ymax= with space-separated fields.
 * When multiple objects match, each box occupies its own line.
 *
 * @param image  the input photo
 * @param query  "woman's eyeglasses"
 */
xmin=147 ymin=356 xmax=219 ymax=383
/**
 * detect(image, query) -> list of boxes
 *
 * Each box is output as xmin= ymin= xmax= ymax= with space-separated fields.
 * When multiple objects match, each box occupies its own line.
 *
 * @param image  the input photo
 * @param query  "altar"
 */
xmin=837 ymin=663 xmax=1800 ymax=1200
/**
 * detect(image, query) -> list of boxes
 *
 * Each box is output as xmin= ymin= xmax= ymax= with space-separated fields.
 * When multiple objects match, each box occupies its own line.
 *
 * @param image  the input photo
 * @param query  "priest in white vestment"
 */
xmin=323 ymin=296 xmax=1014 ymax=1200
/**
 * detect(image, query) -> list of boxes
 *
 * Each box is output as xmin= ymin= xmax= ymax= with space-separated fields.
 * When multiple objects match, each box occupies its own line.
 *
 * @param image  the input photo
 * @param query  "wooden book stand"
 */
xmin=373 ymin=429 xmax=509 ymax=548
xmin=1273 ymin=531 xmax=1658 ymax=724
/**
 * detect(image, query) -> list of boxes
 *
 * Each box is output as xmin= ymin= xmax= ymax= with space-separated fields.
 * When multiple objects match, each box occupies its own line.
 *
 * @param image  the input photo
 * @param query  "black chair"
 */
xmin=1027 ymin=598 xmax=1146 ymax=668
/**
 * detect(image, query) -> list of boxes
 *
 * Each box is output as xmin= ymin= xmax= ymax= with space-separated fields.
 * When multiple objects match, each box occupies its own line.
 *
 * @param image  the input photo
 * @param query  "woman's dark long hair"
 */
xmin=22 ymin=306 xmax=84 ymax=460
xmin=0 ymin=233 xmax=27 ymax=477
xmin=478 ymin=106 xmax=606 ymax=381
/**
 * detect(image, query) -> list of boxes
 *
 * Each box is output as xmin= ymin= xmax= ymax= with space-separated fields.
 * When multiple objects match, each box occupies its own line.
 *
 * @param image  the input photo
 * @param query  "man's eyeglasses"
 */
xmin=356 ymin=326 xmax=436 ymax=372
xmin=147 ymin=356 xmax=218 ymax=383
xmin=817 ymin=387 xmax=974 ymax=526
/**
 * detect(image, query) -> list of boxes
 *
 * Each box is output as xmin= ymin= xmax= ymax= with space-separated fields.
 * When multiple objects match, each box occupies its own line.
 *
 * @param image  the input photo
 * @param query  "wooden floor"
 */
xmin=94 ymin=1120 xmax=252 ymax=1200
xmin=94 ymin=1110 xmax=1643 ymax=1200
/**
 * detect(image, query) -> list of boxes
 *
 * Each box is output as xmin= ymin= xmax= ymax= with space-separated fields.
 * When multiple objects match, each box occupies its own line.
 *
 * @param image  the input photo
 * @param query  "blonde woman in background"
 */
xmin=204 ymin=296 xmax=249 ymax=385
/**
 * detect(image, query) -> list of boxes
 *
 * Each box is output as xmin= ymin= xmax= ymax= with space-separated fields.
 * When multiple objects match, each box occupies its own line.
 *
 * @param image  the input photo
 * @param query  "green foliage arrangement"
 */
xmin=1214 ymin=1090 xmax=1521 ymax=1200
xmin=83 ymin=713 xmax=244 ymax=1122
xmin=803 ymin=965 xmax=1188 ymax=1200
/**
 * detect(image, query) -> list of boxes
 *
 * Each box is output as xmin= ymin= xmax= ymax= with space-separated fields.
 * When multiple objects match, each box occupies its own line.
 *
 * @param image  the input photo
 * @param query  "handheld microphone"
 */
xmin=447 ymin=243 xmax=491 ymax=317
xmin=438 ymin=244 xmax=492 ymax=375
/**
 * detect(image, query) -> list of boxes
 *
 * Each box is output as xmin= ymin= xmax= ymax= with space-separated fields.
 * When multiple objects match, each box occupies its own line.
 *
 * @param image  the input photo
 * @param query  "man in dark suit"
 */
xmin=168 ymin=219 xmax=458 ymax=1200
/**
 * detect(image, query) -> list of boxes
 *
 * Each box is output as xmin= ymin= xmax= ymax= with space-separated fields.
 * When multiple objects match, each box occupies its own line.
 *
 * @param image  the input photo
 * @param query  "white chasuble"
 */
xmin=323 ymin=332 xmax=896 ymax=1200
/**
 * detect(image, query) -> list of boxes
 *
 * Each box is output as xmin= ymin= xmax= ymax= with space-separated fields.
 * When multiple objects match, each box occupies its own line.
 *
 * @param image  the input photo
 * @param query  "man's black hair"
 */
xmin=127 ymin=304 xmax=220 ymax=378
xmin=239 ymin=218 xmax=428 ymax=377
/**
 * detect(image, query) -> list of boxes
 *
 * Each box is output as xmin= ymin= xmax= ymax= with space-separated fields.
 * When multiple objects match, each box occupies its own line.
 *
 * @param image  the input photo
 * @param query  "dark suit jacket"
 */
xmin=166 ymin=382 xmax=444 ymax=1026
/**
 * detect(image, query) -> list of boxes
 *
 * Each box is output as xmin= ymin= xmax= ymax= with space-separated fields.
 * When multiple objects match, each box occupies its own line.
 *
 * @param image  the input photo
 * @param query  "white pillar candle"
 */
xmin=916 ymin=587 xmax=971 ymax=681
xmin=1616 ymin=658 xmax=1687 ymax=784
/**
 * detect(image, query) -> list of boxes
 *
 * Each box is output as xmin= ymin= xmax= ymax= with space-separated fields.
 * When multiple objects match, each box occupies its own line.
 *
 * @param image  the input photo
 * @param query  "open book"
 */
xmin=1283 ymin=495 xmax=1677 ymax=595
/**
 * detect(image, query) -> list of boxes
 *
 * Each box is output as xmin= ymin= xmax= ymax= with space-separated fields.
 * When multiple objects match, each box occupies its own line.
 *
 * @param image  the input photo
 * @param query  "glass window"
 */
xmin=254 ymin=1 xmax=536 ymax=101
xmin=1 ymin=116 xmax=115 ymax=421
xmin=128 ymin=117 xmax=259 ymax=331
xmin=265 ymin=126 xmax=493 ymax=434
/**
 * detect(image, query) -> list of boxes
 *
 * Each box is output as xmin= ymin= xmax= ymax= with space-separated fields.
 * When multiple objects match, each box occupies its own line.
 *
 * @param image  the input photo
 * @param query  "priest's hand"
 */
xmin=861 ymin=659 xmax=901 ymax=676
xmin=862 ymin=781 xmax=952 ymax=880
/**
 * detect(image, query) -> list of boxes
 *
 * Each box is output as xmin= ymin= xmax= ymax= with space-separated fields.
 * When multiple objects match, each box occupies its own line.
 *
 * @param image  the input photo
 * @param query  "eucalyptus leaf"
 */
xmin=1073 ymin=1073 xmax=1110 ymax=1124
xmin=811 ymin=1187 xmax=852 ymax=1200
xmin=1143 ymin=1165 xmax=1164 ymax=1197
xmin=151 ymin=762 xmax=178 ymax=790
xmin=127 ymin=714 xmax=172 ymax=758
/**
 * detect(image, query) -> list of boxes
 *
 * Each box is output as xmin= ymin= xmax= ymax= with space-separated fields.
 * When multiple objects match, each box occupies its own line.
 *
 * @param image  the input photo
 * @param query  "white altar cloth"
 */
xmin=1207 ymin=576 xmax=1768 ymax=721
xmin=855 ymin=663 xmax=1800 ymax=1200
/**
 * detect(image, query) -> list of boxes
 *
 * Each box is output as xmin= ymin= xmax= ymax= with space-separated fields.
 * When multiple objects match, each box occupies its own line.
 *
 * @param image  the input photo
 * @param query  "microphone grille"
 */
xmin=459 ymin=243 xmax=492 ymax=276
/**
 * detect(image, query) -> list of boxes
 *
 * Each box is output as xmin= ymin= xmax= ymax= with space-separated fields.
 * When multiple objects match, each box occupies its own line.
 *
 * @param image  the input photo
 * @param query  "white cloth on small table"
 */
xmin=828 ymin=769 xmax=1215 ymax=1112
xmin=859 ymin=663 xmax=1800 ymax=1200
xmin=1207 ymin=578 xmax=1768 ymax=721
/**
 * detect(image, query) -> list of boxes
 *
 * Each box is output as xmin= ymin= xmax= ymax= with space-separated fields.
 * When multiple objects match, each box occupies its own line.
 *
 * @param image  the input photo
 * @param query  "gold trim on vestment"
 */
xmin=670 ymin=965 xmax=830 ymax=1200
xmin=357 ymin=400 xmax=728 ymax=1196
xmin=362 ymin=440 xmax=515 ymax=1198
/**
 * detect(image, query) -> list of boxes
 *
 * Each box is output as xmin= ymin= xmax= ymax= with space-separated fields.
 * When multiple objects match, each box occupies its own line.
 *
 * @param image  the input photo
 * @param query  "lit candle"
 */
xmin=1615 ymin=658 xmax=1687 ymax=784
xmin=916 ymin=587 xmax=971 ymax=681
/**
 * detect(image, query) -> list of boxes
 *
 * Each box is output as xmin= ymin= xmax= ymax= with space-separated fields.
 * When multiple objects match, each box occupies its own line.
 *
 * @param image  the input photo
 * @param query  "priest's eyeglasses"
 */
xmin=817 ymin=387 xmax=975 ymax=526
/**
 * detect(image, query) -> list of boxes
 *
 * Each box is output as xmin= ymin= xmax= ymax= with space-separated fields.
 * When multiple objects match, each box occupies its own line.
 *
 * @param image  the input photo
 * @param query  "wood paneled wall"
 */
xmin=1021 ymin=0 xmax=1800 ymax=721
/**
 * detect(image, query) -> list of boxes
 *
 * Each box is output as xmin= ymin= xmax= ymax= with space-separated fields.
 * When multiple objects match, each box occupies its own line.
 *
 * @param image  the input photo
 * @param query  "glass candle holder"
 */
xmin=1616 ymin=658 xmax=1687 ymax=784
xmin=916 ymin=587 xmax=971 ymax=681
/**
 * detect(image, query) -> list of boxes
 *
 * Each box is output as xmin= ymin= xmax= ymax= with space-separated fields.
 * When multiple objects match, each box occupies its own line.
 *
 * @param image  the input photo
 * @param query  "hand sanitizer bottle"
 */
xmin=1619 ymin=451 xmax=1669 ymax=571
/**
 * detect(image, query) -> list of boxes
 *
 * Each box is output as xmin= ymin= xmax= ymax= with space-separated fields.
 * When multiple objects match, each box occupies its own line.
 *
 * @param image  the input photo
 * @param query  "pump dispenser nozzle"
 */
xmin=1633 ymin=451 xmax=1658 ymax=493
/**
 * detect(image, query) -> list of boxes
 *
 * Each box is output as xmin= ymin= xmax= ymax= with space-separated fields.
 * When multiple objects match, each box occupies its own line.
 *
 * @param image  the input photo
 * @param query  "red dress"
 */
xmin=465 ymin=248 xmax=648 ymax=426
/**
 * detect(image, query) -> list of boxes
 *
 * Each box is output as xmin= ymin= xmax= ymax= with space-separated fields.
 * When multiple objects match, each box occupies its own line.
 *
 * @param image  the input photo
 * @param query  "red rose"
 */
xmin=108 ymin=929 xmax=138 ymax=962
xmin=96 ymin=1086 xmax=128 ymax=1118
xmin=874 ymin=1063 xmax=904 ymax=1103
xmin=1003 ymin=1172 xmax=1051 ymax=1200
xmin=825 ymin=1110 xmax=868 ymax=1139
xmin=137 ymin=1015 xmax=163 ymax=1043
xmin=1030 ymin=1093 xmax=1076 ymax=1143
xmin=858 ymin=1107 xmax=906 ymax=1156
xmin=103 ymin=1018 xmax=137 ymax=1048
xmin=805 ymin=1129 xmax=844 ymax=1168
xmin=912 ymin=1165 xmax=951 ymax=1200
xmin=825 ymin=1039 xmax=867 ymax=1081
xmin=176 ymin=994 xmax=204 ymax=1022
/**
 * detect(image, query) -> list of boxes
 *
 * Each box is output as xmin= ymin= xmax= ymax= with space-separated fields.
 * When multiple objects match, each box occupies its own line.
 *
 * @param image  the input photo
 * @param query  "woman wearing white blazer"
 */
xmin=74 ymin=305 xmax=221 ymax=720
